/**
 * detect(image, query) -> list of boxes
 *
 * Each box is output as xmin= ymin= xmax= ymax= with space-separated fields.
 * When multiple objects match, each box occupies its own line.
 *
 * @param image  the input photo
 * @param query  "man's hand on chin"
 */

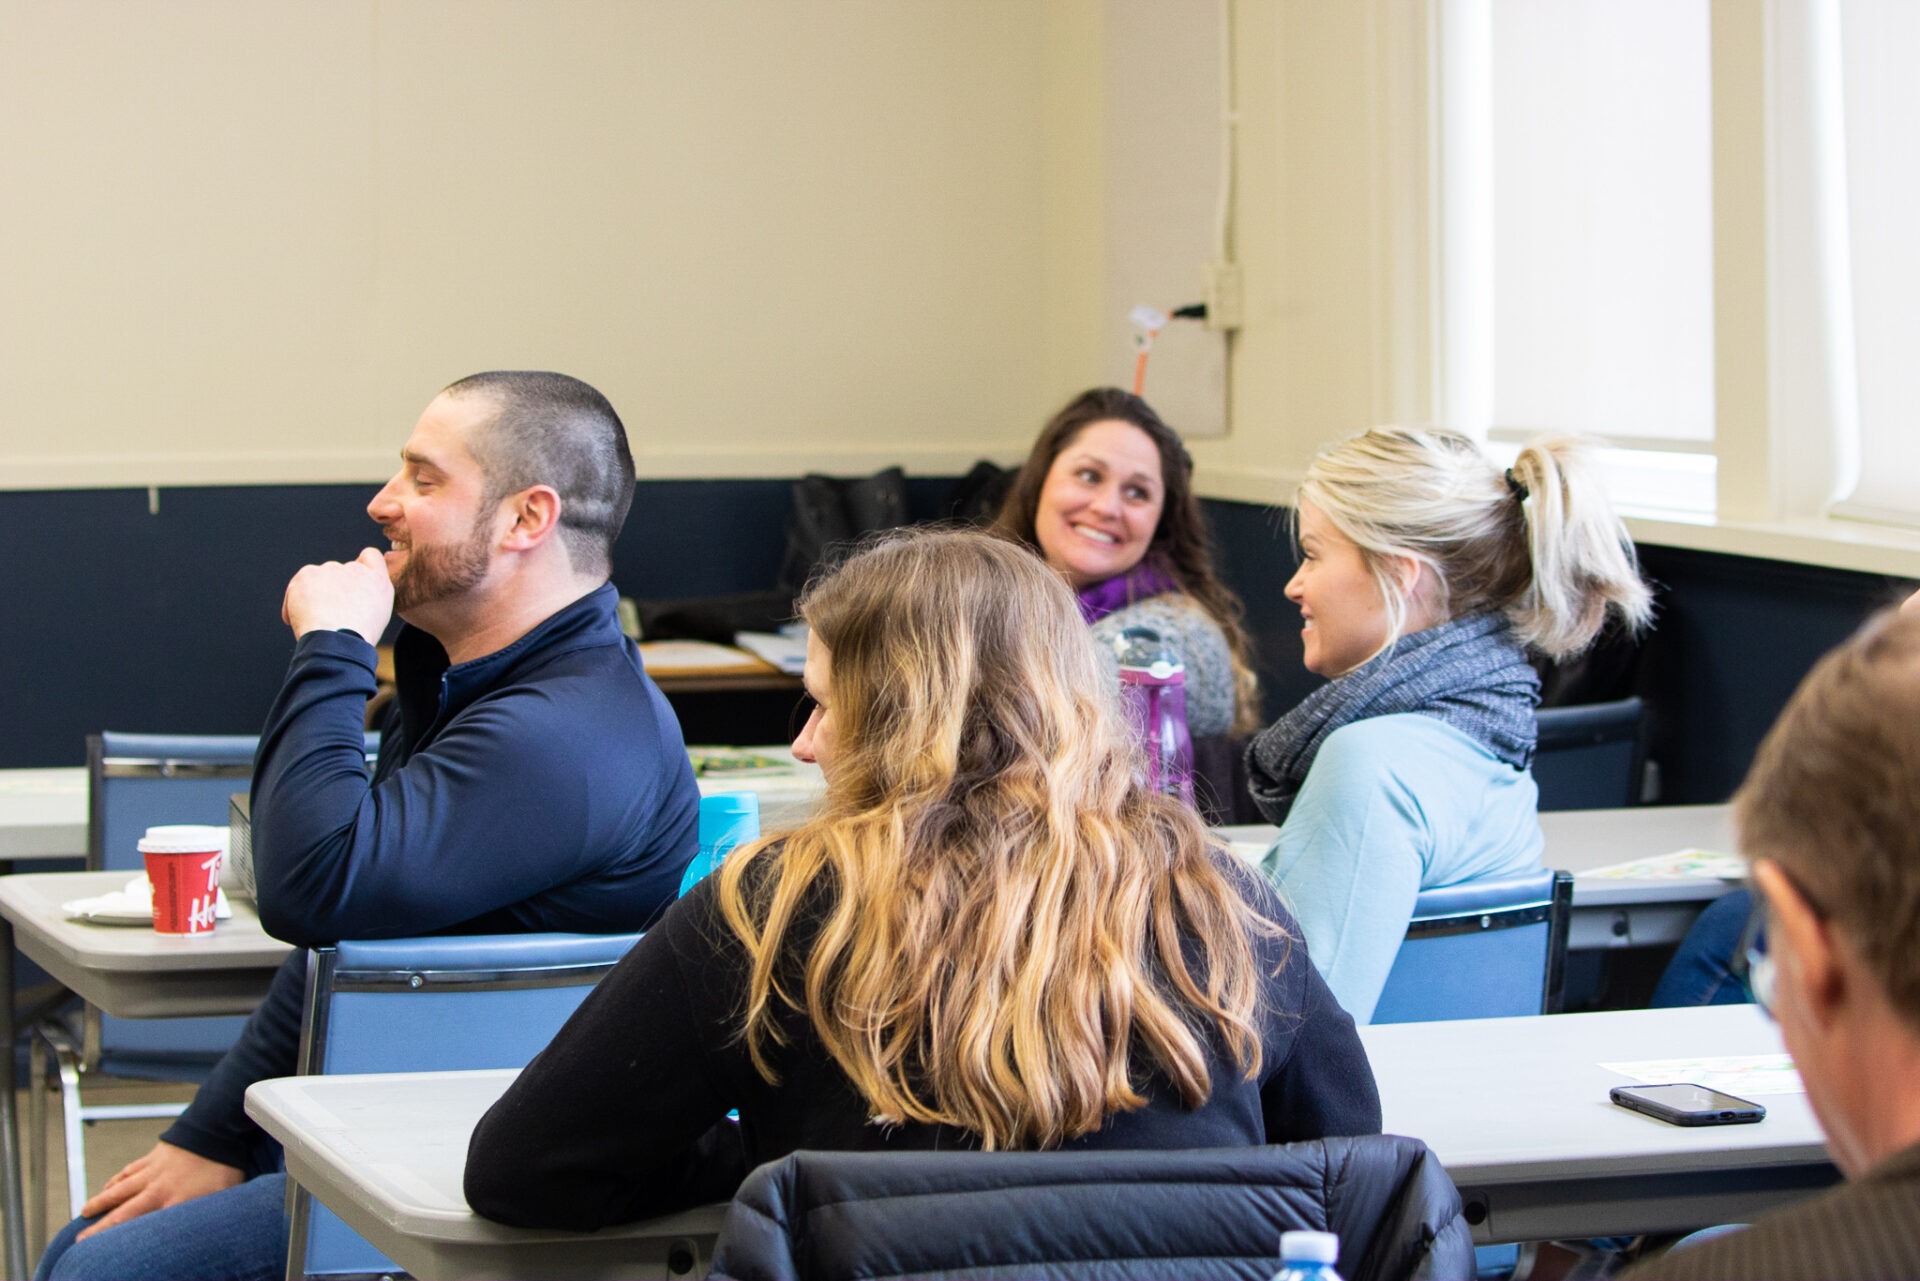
xmin=75 ymin=1141 xmax=245 ymax=1238
xmin=283 ymin=547 xmax=396 ymax=644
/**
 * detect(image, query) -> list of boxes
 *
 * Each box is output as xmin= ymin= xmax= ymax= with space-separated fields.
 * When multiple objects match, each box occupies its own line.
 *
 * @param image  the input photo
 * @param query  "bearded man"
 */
xmin=37 ymin=372 xmax=699 ymax=1281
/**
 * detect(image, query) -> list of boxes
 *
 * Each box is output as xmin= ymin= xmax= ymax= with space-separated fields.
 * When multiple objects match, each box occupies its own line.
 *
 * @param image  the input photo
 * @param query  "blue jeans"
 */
xmin=1650 ymin=889 xmax=1755 ymax=1008
xmin=35 ymin=1172 xmax=288 ymax=1281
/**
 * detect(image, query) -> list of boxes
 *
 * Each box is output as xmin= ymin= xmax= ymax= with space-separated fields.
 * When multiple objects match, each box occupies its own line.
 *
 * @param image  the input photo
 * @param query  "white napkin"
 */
xmin=63 ymin=876 xmax=233 ymax=923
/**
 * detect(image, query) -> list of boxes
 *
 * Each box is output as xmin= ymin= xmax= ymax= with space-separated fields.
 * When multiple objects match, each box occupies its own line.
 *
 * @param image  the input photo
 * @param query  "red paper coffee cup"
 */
xmin=139 ymin=829 xmax=223 ymax=936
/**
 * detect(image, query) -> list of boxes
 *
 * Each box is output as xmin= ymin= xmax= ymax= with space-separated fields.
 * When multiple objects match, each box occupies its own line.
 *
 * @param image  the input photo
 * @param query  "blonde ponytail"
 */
xmin=1298 ymin=426 xmax=1651 ymax=658
xmin=1505 ymin=438 xmax=1653 ymax=658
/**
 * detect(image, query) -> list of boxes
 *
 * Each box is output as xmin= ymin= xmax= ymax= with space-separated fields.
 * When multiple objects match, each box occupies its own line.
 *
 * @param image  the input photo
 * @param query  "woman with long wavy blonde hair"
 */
xmin=465 ymin=529 xmax=1379 ymax=1230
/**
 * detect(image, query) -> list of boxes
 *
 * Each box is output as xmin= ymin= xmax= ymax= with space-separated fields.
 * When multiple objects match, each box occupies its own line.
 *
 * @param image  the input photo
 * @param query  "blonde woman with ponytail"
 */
xmin=465 ymin=529 xmax=1380 ymax=1230
xmin=1247 ymin=428 xmax=1652 ymax=1024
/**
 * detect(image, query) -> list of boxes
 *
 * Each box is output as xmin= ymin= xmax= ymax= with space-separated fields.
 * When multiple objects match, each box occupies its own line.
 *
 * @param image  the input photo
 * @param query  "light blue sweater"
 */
xmin=1257 ymin=713 xmax=1542 ymax=1024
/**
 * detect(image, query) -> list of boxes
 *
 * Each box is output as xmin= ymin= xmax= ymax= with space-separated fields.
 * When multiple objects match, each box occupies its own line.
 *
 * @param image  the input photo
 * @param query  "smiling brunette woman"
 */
xmin=463 ymin=529 xmax=1379 ymax=1231
xmin=1247 ymin=427 xmax=1652 ymax=1023
xmin=993 ymin=388 xmax=1259 ymax=738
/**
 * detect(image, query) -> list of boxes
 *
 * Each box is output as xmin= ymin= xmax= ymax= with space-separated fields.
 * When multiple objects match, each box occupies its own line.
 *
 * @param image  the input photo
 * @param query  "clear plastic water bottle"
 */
xmin=677 ymin=792 xmax=760 ymax=897
xmin=1113 ymin=626 xmax=1193 ymax=804
xmin=1273 ymin=1230 xmax=1342 ymax=1281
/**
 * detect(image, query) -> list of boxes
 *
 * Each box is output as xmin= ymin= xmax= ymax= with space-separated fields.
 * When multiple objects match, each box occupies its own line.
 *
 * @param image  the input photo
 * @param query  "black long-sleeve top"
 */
xmin=162 ymin=585 xmax=700 ymax=1173
xmin=464 ymin=856 xmax=1384 ymax=1230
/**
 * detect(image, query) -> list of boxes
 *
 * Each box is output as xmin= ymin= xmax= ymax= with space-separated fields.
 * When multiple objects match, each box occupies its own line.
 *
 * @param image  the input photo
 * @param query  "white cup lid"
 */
xmin=138 ymin=824 xmax=229 ymax=855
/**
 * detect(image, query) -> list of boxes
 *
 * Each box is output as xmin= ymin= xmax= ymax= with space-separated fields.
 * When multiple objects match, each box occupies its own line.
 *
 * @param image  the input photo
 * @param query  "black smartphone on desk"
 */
xmin=1610 ymin=1083 xmax=1766 ymax=1126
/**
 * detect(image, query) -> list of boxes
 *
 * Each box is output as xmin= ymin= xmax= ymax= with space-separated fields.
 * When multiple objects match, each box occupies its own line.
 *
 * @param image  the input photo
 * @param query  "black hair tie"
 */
xmin=1505 ymin=468 xmax=1530 ymax=503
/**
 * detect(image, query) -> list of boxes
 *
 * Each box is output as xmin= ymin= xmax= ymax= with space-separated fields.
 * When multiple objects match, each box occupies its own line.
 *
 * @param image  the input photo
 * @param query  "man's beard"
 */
xmin=392 ymin=515 xmax=492 ymax=613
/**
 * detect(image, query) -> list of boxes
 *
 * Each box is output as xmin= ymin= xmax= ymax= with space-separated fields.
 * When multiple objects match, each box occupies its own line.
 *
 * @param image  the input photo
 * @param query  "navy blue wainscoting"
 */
xmin=1633 ymin=545 xmax=1911 ymax=804
xmin=2 ymin=483 xmax=1911 ymax=793
xmin=0 ymin=476 xmax=960 ymax=768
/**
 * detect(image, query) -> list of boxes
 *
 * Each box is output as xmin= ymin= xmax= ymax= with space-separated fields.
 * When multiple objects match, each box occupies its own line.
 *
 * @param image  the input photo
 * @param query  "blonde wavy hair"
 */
xmin=714 ymin=528 xmax=1274 ymax=1150
xmin=1297 ymin=426 xmax=1653 ymax=659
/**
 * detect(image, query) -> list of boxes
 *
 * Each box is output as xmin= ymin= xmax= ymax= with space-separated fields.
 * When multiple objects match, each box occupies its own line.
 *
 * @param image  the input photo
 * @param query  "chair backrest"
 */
xmin=90 ymin=731 xmax=381 ymax=872
xmin=291 ymin=930 xmax=642 ymax=1278
xmin=1370 ymin=869 xmax=1575 ymax=1024
xmin=710 ymin=1138 xmax=1473 ymax=1281
xmin=88 ymin=732 xmax=259 ymax=873
xmin=1532 ymin=696 xmax=1645 ymax=810
xmin=85 ymin=732 xmax=377 ymax=1066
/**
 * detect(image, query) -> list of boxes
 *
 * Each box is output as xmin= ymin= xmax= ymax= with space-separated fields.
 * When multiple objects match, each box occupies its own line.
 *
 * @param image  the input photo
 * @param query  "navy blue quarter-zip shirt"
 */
xmin=162 ymin=583 xmax=699 ymax=1173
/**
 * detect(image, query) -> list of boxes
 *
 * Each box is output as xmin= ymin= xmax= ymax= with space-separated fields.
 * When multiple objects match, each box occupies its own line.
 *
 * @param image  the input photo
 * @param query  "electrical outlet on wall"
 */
xmin=1203 ymin=261 xmax=1243 ymax=331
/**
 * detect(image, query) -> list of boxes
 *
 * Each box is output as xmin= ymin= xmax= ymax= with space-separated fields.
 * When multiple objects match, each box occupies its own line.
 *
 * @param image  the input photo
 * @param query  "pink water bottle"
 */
xmin=1114 ymin=627 xmax=1193 ymax=804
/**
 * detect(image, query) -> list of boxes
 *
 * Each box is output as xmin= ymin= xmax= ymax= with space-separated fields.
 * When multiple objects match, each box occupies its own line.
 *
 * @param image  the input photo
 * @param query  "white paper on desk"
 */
xmin=1583 ymin=848 xmax=1748 ymax=881
xmin=0 ymin=773 xmax=85 ymax=795
xmin=1601 ymin=1053 xmax=1804 ymax=1095
xmin=637 ymin=641 xmax=767 ymax=672
xmin=62 ymin=876 xmax=232 ymax=925
xmin=735 ymin=630 xmax=808 ymax=674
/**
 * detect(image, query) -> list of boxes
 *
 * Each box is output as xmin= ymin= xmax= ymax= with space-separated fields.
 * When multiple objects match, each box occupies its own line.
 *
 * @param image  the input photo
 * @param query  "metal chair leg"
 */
xmin=49 ymin=1031 xmax=89 ymax=1220
xmin=27 ymin=1030 xmax=47 ymax=1262
xmin=31 ymin=1016 xmax=201 ymax=1236
xmin=283 ymin=1177 xmax=310 ymax=1281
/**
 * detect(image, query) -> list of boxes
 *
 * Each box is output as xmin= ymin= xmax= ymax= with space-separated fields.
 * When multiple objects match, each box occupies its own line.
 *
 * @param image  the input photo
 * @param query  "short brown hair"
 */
xmin=1734 ymin=608 xmax=1920 ymax=1031
xmin=442 ymin=371 xmax=635 ymax=578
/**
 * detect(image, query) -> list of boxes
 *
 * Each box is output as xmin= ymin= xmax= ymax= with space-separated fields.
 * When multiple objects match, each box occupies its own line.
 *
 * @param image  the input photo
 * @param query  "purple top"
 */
xmin=1076 ymin=561 xmax=1180 ymax=625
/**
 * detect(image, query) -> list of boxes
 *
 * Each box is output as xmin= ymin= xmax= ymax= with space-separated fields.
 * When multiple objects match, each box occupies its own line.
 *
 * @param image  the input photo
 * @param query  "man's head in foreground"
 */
xmin=1734 ymin=607 xmax=1920 ymax=1177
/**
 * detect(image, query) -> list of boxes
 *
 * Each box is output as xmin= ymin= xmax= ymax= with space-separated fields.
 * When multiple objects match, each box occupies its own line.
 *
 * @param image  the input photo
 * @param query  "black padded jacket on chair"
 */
xmin=709 ymin=1136 xmax=1474 ymax=1281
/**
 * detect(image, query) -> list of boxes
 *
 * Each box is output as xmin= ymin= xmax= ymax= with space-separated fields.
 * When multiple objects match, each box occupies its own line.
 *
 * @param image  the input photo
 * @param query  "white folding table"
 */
xmin=691 ymin=746 xmax=824 ymax=832
xmin=1219 ymin=802 xmax=1739 ymax=952
xmin=248 ymin=1070 xmax=724 ymax=1281
xmin=246 ymin=1006 xmax=1836 ymax=1274
xmin=0 ymin=872 xmax=292 ymax=1274
xmin=1360 ymin=1003 xmax=1836 ymax=1243
xmin=0 ymin=769 xmax=87 ymax=865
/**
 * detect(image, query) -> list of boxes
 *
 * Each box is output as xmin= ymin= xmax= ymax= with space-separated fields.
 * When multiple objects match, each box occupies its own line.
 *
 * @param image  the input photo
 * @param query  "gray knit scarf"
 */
xmin=1245 ymin=611 xmax=1540 ymax=825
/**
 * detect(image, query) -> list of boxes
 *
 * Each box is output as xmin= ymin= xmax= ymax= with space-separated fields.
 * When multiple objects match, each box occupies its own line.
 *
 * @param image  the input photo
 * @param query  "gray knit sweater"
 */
xmin=1089 ymin=592 xmax=1237 ymax=738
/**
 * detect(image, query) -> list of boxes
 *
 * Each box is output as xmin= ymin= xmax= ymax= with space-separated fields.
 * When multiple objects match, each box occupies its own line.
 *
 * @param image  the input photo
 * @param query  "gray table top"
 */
xmin=248 ymin=1070 xmax=724 ymax=1281
xmin=247 ymin=1004 xmax=1824 ymax=1277
xmin=1360 ymin=1003 xmax=1823 ymax=1184
xmin=690 ymin=746 xmax=825 ymax=832
xmin=0 ymin=768 xmax=87 ymax=862
xmin=0 ymin=758 xmax=828 ymax=862
xmin=0 ymin=870 xmax=291 ymax=1017
xmin=1219 ymin=803 xmax=1739 ymax=908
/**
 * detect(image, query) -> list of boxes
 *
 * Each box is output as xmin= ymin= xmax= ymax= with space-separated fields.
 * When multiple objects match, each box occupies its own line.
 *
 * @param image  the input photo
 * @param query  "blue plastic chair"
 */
xmin=27 ymin=732 xmax=377 ymax=1237
xmin=84 ymin=732 xmax=261 ymax=1069
xmin=1371 ymin=868 xmax=1573 ymax=1277
xmin=290 ymin=931 xmax=643 ymax=1279
xmin=288 ymin=792 xmax=750 ymax=1277
xmin=1372 ymin=869 xmax=1574 ymax=1024
xmin=1534 ymin=697 xmax=1646 ymax=810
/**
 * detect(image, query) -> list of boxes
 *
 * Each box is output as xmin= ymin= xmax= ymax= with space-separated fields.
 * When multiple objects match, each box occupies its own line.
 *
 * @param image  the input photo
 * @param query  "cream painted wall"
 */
xmin=1189 ymin=1 xmax=1435 ymax=509
xmin=0 ymin=1 xmax=1108 ymax=488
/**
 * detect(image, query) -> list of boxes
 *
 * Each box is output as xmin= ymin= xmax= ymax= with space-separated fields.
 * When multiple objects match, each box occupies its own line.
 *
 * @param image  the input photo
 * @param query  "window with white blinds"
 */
xmin=1439 ymin=0 xmax=1716 ymax=514
xmin=1826 ymin=0 xmax=1920 ymax=528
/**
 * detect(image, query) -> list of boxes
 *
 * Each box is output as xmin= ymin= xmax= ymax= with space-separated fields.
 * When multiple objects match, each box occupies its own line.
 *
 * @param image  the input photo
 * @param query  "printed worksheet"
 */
xmin=1582 ymin=848 xmax=1747 ymax=880
xmin=1600 ymin=1054 xmax=1804 ymax=1095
